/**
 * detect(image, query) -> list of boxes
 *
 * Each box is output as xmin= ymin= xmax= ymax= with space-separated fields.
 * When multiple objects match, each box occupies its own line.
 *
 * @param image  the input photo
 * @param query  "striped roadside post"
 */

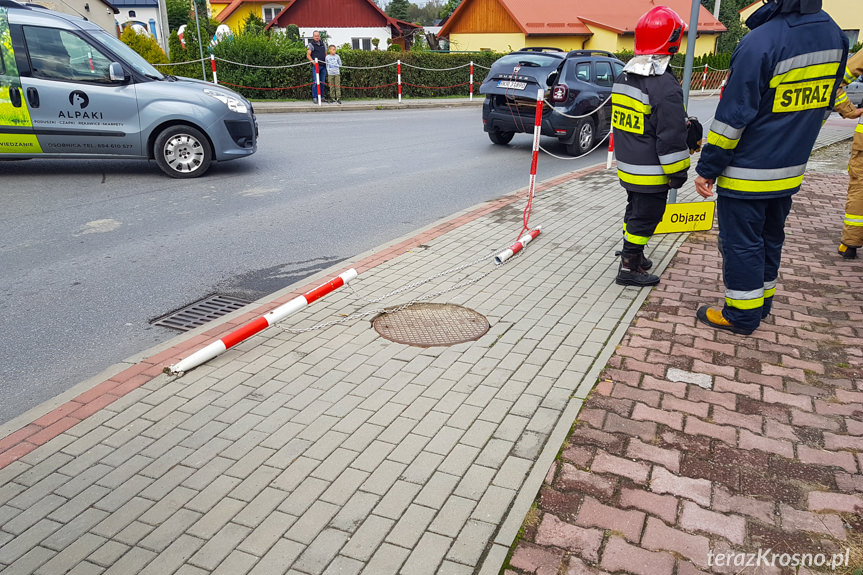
xmin=168 ymin=269 xmax=358 ymax=374
xmin=607 ymin=132 xmax=615 ymax=169
xmin=495 ymin=227 xmax=542 ymax=265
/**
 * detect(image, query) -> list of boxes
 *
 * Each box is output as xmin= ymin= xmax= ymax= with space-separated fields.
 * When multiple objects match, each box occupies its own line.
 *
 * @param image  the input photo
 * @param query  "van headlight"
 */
xmin=204 ymin=88 xmax=248 ymax=114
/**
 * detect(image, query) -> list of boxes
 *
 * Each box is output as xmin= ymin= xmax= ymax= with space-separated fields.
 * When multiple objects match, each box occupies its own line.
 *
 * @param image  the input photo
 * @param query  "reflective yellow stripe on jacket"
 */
xmin=706 ymin=119 xmax=744 ymax=150
xmin=770 ymin=49 xmax=844 ymax=113
xmin=658 ymin=149 xmax=690 ymax=174
xmin=717 ymin=164 xmax=806 ymax=193
xmin=616 ymin=161 xmax=669 ymax=187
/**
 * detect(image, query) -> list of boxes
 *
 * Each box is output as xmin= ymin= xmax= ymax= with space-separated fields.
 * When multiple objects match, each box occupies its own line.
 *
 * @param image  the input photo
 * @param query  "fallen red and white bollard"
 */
xmin=495 ymin=227 xmax=542 ymax=265
xmin=168 ymin=269 xmax=358 ymax=374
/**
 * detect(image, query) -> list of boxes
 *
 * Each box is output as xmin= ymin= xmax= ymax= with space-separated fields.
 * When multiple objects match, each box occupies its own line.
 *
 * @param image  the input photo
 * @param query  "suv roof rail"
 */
xmin=566 ymin=49 xmax=617 ymax=58
xmin=517 ymin=47 xmax=564 ymax=53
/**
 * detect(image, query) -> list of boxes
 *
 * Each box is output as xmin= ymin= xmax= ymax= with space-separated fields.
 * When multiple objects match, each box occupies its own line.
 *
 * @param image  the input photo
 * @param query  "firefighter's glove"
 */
xmin=668 ymin=173 xmax=687 ymax=190
xmin=686 ymin=116 xmax=703 ymax=154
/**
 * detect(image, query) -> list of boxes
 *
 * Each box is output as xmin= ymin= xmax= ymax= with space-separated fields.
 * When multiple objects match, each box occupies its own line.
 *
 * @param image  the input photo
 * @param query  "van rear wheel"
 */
xmin=154 ymin=125 xmax=213 ymax=178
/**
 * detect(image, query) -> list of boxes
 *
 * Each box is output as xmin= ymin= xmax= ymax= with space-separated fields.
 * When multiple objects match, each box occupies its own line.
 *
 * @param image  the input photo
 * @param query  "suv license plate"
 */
xmin=497 ymin=80 xmax=527 ymax=90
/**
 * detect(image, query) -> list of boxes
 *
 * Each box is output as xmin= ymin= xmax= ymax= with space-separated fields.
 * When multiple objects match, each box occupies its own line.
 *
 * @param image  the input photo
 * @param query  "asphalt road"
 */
xmin=0 ymin=99 xmax=719 ymax=425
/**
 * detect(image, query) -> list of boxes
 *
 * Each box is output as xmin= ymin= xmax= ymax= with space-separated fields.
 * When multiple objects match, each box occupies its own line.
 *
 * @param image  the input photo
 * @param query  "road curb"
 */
xmin=252 ymin=99 xmax=484 ymax=114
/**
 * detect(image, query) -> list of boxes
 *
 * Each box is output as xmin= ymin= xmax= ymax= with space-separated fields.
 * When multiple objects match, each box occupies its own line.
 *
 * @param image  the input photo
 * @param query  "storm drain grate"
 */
xmin=152 ymin=295 xmax=252 ymax=332
xmin=373 ymin=303 xmax=490 ymax=347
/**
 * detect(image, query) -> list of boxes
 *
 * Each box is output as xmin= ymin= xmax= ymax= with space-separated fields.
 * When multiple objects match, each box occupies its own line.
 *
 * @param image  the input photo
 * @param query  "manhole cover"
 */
xmin=152 ymin=295 xmax=251 ymax=331
xmin=373 ymin=303 xmax=490 ymax=347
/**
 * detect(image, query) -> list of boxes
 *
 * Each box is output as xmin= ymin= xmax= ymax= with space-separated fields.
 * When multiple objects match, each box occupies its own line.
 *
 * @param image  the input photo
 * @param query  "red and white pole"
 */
xmin=495 ymin=227 xmax=541 ymax=265
xmin=469 ymin=61 xmax=474 ymax=101
xmin=315 ymin=59 xmax=322 ymax=105
xmin=606 ymin=131 xmax=614 ymax=169
xmin=168 ymin=269 xmax=358 ymax=374
xmin=701 ymin=64 xmax=707 ymax=92
xmin=397 ymin=59 xmax=402 ymax=103
xmin=527 ymin=88 xmax=543 ymax=197
xmin=210 ymin=54 xmax=218 ymax=85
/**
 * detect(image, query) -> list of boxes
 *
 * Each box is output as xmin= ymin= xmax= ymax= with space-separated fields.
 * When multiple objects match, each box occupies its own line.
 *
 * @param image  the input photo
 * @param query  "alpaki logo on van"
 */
xmin=59 ymin=90 xmax=103 ymax=119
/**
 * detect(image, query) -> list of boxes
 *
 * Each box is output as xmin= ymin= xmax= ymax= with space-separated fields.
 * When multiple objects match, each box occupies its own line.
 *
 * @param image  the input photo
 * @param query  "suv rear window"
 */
xmin=494 ymin=53 xmax=561 ymax=69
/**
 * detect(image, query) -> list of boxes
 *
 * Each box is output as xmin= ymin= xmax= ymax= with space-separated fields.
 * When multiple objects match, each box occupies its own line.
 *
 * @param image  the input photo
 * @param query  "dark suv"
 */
xmin=480 ymin=48 xmax=624 ymax=155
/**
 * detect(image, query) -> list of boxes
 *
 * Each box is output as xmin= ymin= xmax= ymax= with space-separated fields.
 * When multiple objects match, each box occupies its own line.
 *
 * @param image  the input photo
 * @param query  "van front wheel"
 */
xmin=154 ymin=125 xmax=213 ymax=178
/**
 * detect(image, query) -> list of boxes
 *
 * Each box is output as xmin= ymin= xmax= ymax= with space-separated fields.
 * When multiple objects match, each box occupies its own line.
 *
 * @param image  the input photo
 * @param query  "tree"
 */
xmin=286 ymin=24 xmax=301 ymax=42
xmin=439 ymin=0 xmax=461 ymax=20
xmin=165 ymin=0 xmax=190 ymax=32
xmin=241 ymin=12 xmax=266 ymax=35
xmin=386 ymin=0 xmax=410 ymax=20
xmin=700 ymin=0 xmax=748 ymax=54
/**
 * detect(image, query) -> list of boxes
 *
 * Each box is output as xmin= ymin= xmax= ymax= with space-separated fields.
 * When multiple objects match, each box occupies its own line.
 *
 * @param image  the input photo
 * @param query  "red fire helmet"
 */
xmin=634 ymin=6 xmax=687 ymax=56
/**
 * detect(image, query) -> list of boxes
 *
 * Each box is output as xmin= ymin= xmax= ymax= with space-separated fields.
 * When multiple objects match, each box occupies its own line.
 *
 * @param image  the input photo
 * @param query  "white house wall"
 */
xmin=298 ymin=27 xmax=391 ymax=49
xmin=116 ymin=7 xmax=168 ymax=50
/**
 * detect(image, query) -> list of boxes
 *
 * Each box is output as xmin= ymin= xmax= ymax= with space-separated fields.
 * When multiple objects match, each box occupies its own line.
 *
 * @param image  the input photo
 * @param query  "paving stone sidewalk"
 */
xmin=0 ymin=125 xmax=856 ymax=575
xmin=0 ymin=159 xmax=696 ymax=575
xmin=506 ymin=157 xmax=863 ymax=575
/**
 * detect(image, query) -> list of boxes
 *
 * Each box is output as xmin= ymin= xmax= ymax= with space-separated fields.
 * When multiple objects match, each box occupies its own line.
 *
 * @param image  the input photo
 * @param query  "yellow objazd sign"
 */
xmin=653 ymin=201 xmax=715 ymax=234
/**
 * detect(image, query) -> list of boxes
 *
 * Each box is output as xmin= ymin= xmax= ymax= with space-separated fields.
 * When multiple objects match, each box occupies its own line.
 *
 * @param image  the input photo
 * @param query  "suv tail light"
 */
xmin=551 ymin=84 xmax=568 ymax=103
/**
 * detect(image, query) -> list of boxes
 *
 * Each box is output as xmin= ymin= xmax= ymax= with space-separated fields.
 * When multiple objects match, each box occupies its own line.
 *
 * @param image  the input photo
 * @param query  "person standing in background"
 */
xmin=326 ymin=45 xmax=343 ymax=104
xmin=307 ymin=30 xmax=327 ymax=103
xmin=833 ymin=49 xmax=863 ymax=259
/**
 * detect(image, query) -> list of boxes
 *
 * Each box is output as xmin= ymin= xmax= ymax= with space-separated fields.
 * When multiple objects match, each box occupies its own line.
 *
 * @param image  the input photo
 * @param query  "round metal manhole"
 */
xmin=373 ymin=303 xmax=490 ymax=347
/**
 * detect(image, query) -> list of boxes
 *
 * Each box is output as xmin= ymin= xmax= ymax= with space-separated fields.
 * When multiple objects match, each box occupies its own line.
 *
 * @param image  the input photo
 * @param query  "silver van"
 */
xmin=0 ymin=0 xmax=257 ymax=178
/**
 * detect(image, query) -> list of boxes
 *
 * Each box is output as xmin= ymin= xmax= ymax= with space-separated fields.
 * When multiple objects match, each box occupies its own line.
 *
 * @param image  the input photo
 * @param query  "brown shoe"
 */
xmin=696 ymin=305 xmax=753 ymax=335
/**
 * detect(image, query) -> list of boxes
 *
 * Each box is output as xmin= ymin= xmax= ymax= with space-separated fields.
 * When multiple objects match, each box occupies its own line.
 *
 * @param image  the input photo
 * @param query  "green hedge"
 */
xmin=157 ymin=35 xmax=734 ymax=101
xmin=162 ymin=35 xmax=501 ymax=100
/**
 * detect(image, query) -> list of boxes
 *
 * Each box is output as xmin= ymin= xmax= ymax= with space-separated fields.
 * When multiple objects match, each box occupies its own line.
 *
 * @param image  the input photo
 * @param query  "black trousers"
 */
xmin=622 ymin=190 xmax=668 ymax=257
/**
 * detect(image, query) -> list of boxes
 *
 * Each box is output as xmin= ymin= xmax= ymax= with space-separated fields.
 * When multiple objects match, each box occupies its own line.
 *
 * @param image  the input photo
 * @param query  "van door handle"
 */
xmin=9 ymin=87 xmax=21 ymax=108
xmin=26 ymin=87 xmax=39 ymax=108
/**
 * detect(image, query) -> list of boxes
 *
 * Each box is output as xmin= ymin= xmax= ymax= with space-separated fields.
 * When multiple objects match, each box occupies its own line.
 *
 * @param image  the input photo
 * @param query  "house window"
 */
xmin=352 ymin=37 xmax=372 ymax=50
xmin=262 ymin=5 xmax=282 ymax=23
xmin=844 ymin=29 xmax=859 ymax=47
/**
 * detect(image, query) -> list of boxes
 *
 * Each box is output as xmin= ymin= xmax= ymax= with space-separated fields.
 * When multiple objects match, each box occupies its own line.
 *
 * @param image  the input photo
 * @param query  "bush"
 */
xmin=120 ymin=26 xmax=169 ymax=64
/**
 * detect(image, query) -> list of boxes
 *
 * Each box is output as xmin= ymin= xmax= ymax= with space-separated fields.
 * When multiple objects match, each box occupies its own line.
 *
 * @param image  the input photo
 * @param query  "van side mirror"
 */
xmin=109 ymin=62 xmax=126 ymax=82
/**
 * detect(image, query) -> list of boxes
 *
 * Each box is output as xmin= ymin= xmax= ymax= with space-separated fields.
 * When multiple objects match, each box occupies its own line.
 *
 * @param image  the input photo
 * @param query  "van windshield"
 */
xmin=88 ymin=29 xmax=164 ymax=79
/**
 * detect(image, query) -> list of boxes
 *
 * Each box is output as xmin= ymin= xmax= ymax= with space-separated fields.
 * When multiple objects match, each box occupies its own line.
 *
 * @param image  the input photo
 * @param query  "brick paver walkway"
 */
xmin=507 ymin=169 xmax=863 ymax=575
xmin=0 ymin=124 xmax=858 ymax=575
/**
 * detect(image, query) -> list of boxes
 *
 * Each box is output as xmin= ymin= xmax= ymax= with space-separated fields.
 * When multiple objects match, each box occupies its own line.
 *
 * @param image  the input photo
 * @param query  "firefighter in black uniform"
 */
xmin=612 ymin=6 xmax=691 ymax=287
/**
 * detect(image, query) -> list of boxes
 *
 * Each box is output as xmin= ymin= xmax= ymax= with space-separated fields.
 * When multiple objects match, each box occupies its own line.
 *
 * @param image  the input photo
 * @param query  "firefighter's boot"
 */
xmin=616 ymin=253 xmax=660 ymax=287
xmin=614 ymin=250 xmax=652 ymax=271
xmin=838 ymin=243 xmax=858 ymax=259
